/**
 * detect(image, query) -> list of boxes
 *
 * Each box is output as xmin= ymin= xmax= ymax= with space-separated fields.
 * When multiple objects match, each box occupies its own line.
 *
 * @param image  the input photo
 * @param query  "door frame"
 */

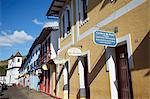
xmin=106 ymin=34 xmax=133 ymax=99
xmin=80 ymin=51 xmax=91 ymax=99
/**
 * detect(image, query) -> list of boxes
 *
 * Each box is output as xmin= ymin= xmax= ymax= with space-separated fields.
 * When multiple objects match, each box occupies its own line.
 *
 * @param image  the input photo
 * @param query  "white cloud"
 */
xmin=32 ymin=18 xmax=43 ymax=25
xmin=0 ymin=30 xmax=34 ymax=47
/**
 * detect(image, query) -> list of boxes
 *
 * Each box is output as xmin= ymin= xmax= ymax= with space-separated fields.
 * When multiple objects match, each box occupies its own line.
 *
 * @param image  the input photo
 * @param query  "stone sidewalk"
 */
xmin=0 ymin=86 xmax=55 ymax=99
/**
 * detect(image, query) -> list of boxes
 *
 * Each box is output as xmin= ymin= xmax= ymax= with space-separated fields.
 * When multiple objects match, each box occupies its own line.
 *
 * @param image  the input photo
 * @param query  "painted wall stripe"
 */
xmin=60 ymin=41 xmax=73 ymax=52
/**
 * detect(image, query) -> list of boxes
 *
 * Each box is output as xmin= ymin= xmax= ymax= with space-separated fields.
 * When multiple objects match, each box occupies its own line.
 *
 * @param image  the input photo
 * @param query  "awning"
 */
xmin=46 ymin=0 xmax=66 ymax=16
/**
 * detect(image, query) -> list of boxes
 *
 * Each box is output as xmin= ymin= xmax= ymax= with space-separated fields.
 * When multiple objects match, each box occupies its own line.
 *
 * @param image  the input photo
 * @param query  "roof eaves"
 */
xmin=46 ymin=0 xmax=66 ymax=16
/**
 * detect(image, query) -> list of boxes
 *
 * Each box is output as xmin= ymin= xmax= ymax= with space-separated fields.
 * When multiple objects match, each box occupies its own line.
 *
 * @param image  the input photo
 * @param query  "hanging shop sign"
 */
xmin=93 ymin=30 xmax=116 ymax=47
xmin=36 ymin=69 xmax=42 ymax=75
xmin=36 ymin=70 xmax=38 ymax=75
xmin=54 ymin=56 xmax=66 ymax=64
xmin=67 ymin=47 xmax=82 ymax=56
xmin=25 ymin=74 xmax=29 ymax=78
xmin=42 ymin=64 xmax=50 ymax=70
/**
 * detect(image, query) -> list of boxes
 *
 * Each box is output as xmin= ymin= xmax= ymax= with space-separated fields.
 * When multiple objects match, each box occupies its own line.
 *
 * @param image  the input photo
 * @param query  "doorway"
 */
xmin=115 ymin=44 xmax=133 ymax=99
xmin=82 ymin=55 xmax=90 ymax=99
xmin=65 ymin=61 xmax=70 ymax=99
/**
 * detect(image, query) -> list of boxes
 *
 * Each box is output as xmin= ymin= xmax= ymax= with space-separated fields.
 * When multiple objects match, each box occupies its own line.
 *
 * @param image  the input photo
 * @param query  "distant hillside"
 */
xmin=0 ymin=60 xmax=8 ymax=66
xmin=0 ymin=60 xmax=8 ymax=76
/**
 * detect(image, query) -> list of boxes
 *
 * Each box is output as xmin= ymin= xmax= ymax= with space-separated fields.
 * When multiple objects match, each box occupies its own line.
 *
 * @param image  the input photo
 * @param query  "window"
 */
xmin=18 ymin=58 xmax=20 ymax=62
xmin=67 ymin=10 xmax=71 ymax=33
xmin=79 ymin=0 xmax=88 ymax=23
xmin=36 ymin=50 xmax=38 ymax=55
xmin=62 ymin=15 xmax=65 ymax=38
xmin=61 ymin=6 xmax=72 ymax=38
xmin=83 ymin=0 xmax=87 ymax=20
xmin=44 ymin=41 xmax=47 ymax=54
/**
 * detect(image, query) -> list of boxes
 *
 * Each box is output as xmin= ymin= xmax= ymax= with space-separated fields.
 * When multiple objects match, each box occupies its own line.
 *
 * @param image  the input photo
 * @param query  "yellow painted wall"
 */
xmin=60 ymin=34 xmax=72 ymax=48
xmin=69 ymin=57 xmax=80 ymax=99
xmin=131 ymin=69 xmax=150 ymax=99
xmin=57 ymin=65 xmax=64 ymax=98
xmin=79 ymin=0 xmax=131 ymax=34
xmin=57 ymin=0 xmax=150 ymax=98
xmin=90 ymin=65 xmax=111 ymax=99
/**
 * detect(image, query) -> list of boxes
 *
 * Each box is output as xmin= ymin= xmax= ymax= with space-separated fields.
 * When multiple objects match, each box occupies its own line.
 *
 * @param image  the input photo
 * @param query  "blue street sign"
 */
xmin=93 ymin=30 xmax=116 ymax=47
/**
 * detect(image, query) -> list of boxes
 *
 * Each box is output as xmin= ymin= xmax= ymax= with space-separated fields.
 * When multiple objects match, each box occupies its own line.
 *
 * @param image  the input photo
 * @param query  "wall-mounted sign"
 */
xmin=93 ymin=30 xmax=116 ymax=47
xmin=67 ymin=47 xmax=82 ymax=56
xmin=42 ymin=64 xmax=50 ymax=70
xmin=54 ymin=57 xmax=66 ymax=64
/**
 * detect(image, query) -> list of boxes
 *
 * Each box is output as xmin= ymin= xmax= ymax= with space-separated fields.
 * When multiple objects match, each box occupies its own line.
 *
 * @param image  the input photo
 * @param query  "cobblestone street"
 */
xmin=0 ymin=86 xmax=54 ymax=99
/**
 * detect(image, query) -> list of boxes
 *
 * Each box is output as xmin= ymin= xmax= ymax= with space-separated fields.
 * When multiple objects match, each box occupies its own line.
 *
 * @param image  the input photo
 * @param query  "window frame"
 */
xmin=79 ymin=0 xmax=89 ymax=26
xmin=18 ymin=58 xmax=20 ymax=62
xmin=60 ymin=4 xmax=72 ymax=39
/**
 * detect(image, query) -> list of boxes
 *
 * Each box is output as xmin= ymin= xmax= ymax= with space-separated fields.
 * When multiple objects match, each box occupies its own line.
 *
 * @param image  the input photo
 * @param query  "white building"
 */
xmin=28 ymin=43 xmax=41 ymax=90
xmin=6 ymin=52 xmax=23 ymax=86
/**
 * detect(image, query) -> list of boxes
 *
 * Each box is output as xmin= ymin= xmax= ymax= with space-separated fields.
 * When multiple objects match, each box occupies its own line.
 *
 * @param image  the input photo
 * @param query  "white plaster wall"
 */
xmin=14 ymin=57 xmax=22 ymax=67
xmin=6 ymin=56 xmax=23 ymax=85
xmin=106 ymin=48 xmax=118 ymax=99
xmin=26 ymin=45 xmax=40 ymax=89
xmin=6 ymin=59 xmax=14 ymax=85
xmin=30 ymin=44 xmax=40 ymax=66
xmin=6 ymin=69 xmax=12 ymax=85
xmin=8 ymin=59 xmax=13 ymax=68
xmin=50 ymin=30 xmax=59 ymax=59
xmin=0 ymin=76 xmax=6 ymax=83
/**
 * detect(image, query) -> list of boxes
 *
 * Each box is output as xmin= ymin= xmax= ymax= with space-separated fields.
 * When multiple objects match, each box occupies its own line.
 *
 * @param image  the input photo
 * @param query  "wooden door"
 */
xmin=116 ymin=44 xmax=133 ymax=99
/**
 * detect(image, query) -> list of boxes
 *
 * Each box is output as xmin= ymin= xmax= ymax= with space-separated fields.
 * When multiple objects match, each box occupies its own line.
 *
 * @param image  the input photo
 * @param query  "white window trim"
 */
xmin=79 ymin=17 xmax=89 ymax=27
xmin=117 ymin=34 xmax=133 ymax=69
xmin=81 ymin=50 xmax=91 ymax=72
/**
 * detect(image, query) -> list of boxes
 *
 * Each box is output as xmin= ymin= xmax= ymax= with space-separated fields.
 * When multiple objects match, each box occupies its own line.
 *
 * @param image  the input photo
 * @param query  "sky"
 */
xmin=0 ymin=0 xmax=54 ymax=60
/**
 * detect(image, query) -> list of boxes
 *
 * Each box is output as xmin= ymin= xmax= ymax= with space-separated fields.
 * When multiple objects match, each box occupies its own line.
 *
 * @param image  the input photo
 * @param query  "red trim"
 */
xmin=40 ymin=83 xmax=42 ymax=91
xmin=48 ymin=78 xmax=50 ymax=94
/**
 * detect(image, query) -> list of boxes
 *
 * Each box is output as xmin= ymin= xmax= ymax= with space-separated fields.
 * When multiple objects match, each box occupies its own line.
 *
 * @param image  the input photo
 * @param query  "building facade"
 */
xmin=18 ymin=22 xmax=60 ymax=97
xmin=29 ymin=44 xmax=41 ymax=91
xmin=38 ymin=25 xmax=59 ymax=97
xmin=47 ymin=0 xmax=150 ymax=99
xmin=6 ymin=52 xmax=23 ymax=86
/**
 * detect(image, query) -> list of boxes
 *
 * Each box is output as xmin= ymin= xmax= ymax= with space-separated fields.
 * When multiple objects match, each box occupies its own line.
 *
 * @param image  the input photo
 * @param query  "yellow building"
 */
xmin=47 ymin=0 xmax=150 ymax=99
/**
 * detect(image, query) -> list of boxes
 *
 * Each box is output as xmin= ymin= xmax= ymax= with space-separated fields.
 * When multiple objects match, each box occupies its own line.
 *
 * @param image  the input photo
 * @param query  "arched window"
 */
xmin=61 ymin=5 xmax=72 ymax=38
